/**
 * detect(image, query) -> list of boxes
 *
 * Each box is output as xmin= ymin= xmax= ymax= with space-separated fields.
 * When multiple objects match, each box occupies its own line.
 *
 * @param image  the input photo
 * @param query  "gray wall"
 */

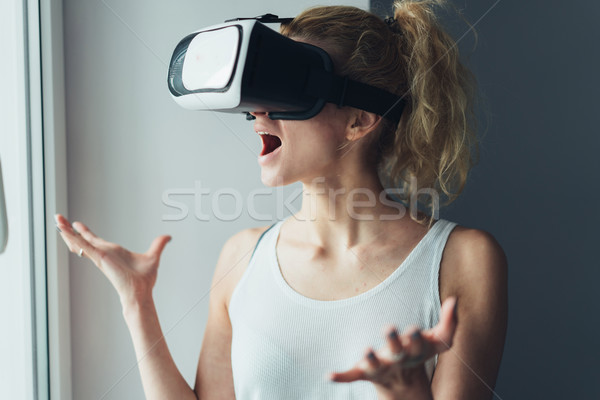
xmin=373 ymin=0 xmax=600 ymax=398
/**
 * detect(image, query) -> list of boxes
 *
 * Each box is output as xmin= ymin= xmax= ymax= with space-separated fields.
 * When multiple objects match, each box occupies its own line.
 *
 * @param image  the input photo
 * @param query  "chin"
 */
xmin=260 ymin=172 xmax=289 ymax=187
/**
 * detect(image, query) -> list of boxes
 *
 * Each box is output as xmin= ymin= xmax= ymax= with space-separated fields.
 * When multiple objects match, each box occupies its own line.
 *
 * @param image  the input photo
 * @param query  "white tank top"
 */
xmin=229 ymin=217 xmax=458 ymax=399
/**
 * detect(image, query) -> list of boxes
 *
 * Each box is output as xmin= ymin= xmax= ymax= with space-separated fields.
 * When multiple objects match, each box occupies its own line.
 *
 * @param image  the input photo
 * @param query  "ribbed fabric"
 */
xmin=229 ymin=217 xmax=458 ymax=400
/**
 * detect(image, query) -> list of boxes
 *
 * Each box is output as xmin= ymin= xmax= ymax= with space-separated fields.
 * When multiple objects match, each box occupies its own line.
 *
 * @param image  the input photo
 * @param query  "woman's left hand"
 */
xmin=329 ymin=296 xmax=458 ymax=400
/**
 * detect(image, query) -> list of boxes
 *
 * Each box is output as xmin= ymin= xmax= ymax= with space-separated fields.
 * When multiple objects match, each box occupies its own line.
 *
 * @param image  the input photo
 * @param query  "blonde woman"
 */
xmin=56 ymin=1 xmax=507 ymax=399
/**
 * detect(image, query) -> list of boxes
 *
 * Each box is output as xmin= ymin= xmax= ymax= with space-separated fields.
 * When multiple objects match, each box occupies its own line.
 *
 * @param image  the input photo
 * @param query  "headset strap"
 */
xmin=225 ymin=14 xmax=293 ymax=24
xmin=305 ymin=68 xmax=407 ymax=123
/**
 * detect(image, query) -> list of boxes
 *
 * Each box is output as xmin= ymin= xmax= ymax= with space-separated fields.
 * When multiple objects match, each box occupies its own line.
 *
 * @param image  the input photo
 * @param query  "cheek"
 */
xmin=288 ymin=124 xmax=344 ymax=161
xmin=292 ymin=112 xmax=346 ymax=148
xmin=280 ymin=104 xmax=350 ymax=166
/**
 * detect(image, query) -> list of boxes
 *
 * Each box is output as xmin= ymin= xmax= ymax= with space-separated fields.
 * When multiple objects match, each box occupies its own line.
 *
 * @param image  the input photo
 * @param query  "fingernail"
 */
xmin=411 ymin=330 xmax=422 ymax=340
xmin=367 ymin=351 xmax=376 ymax=361
xmin=388 ymin=330 xmax=398 ymax=339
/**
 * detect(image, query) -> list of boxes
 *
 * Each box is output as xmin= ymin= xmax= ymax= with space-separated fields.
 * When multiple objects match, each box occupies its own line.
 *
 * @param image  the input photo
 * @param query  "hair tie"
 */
xmin=384 ymin=16 xmax=402 ymax=35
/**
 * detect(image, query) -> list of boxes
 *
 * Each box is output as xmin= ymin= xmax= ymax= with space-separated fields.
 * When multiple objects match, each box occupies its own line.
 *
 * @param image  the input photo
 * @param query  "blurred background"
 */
xmin=374 ymin=0 xmax=600 ymax=398
xmin=1 ymin=0 xmax=598 ymax=399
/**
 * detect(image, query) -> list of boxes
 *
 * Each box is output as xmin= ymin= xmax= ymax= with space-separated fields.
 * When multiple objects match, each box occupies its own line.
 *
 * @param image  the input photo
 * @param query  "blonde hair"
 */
xmin=281 ymin=1 xmax=480 ymax=227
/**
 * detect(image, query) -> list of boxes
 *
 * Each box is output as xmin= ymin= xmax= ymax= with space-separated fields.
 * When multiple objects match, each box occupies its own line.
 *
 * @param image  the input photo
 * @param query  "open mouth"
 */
xmin=258 ymin=132 xmax=282 ymax=156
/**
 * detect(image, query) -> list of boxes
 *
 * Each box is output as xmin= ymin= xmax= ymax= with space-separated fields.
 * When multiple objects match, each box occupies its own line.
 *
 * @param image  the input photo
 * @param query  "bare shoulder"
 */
xmin=439 ymin=224 xmax=508 ymax=308
xmin=211 ymin=224 xmax=272 ymax=308
xmin=432 ymin=225 xmax=508 ymax=398
xmin=194 ymin=225 xmax=271 ymax=399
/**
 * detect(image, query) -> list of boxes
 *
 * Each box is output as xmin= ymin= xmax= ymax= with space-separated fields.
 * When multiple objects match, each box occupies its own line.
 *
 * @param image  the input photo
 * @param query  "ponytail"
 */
xmin=379 ymin=0 xmax=479 ymax=227
xmin=282 ymin=2 xmax=480 ymax=227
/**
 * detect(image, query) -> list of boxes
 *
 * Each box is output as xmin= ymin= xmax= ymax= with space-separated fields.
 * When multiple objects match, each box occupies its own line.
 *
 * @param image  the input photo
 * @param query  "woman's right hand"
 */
xmin=55 ymin=213 xmax=172 ymax=307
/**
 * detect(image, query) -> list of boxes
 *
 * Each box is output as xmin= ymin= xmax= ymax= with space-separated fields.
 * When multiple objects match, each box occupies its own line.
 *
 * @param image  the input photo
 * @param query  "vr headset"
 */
xmin=168 ymin=14 xmax=405 ymax=122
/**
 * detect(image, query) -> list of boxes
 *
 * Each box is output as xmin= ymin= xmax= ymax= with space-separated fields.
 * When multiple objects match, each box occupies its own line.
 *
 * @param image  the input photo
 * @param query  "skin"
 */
xmin=55 ymin=40 xmax=507 ymax=400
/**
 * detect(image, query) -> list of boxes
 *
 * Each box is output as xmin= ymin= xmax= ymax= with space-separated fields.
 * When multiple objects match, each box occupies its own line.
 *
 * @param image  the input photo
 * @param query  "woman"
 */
xmin=56 ymin=1 xmax=507 ymax=399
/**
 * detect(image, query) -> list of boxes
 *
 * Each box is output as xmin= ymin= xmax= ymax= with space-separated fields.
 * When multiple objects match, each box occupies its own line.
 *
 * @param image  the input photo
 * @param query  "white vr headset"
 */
xmin=168 ymin=14 xmax=406 ymax=122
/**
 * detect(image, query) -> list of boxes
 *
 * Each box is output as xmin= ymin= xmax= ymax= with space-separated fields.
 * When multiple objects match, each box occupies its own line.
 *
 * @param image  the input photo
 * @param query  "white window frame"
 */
xmin=1 ymin=0 xmax=71 ymax=398
xmin=39 ymin=0 xmax=72 ymax=399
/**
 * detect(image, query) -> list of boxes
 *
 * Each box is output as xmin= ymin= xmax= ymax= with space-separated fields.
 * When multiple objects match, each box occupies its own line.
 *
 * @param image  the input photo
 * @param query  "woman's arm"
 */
xmin=57 ymin=214 xmax=266 ymax=400
xmin=328 ymin=226 xmax=507 ymax=400
xmin=122 ymin=297 xmax=198 ymax=400
xmin=55 ymin=214 xmax=198 ymax=400
xmin=193 ymin=226 xmax=270 ymax=399
xmin=432 ymin=227 xmax=508 ymax=399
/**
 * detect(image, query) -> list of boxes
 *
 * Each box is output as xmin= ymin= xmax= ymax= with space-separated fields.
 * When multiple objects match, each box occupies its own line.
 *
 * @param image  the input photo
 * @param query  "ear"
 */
xmin=346 ymin=110 xmax=382 ymax=142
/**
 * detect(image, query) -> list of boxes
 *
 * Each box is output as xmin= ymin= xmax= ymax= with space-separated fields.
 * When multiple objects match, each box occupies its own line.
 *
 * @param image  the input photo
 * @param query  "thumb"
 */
xmin=147 ymin=235 xmax=172 ymax=259
xmin=431 ymin=296 xmax=458 ymax=351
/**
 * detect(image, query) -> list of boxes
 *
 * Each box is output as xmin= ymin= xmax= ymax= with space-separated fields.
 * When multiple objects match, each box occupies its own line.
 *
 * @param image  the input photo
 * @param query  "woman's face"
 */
xmin=251 ymin=102 xmax=353 ymax=187
xmin=251 ymin=37 xmax=359 ymax=187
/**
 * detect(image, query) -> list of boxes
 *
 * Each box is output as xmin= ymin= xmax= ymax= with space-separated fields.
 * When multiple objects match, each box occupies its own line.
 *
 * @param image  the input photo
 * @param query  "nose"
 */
xmin=249 ymin=111 xmax=269 ymax=117
xmin=247 ymin=111 xmax=268 ymax=121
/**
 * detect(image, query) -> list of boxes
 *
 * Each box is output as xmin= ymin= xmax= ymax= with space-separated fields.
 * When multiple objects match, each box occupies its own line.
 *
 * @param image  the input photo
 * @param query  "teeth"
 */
xmin=256 ymin=131 xmax=282 ymax=141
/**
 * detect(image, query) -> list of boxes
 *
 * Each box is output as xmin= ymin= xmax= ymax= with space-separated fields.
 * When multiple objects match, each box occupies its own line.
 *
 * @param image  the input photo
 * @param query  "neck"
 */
xmin=294 ymin=167 xmax=407 ymax=249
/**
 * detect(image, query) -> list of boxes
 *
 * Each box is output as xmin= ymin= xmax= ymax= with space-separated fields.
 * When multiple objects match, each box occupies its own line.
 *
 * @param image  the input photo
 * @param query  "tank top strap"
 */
xmin=427 ymin=219 xmax=459 ymax=321
xmin=249 ymin=221 xmax=279 ymax=261
xmin=431 ymin=219 xmax=459 ymax=263
xmin=229 ymin=220 xmax=280 ymax=316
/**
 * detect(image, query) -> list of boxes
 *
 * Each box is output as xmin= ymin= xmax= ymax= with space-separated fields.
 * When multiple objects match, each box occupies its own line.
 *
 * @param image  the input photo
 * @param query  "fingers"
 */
xmin=440 ymin=296 xmax=458 ymax=340
xmin=365 ymin=348 xmax=381 ymax=372
xmin=71 ymin=220 xmax=105 ymax=247
xmin=55 ymin=214 xmax=80 ymax=248
xmin=54 ymin=213 xmax=71 ymax=231
xmin=423 ymin=296 xmax=458 ymax=353
xmin=55 ymin=214 xmax=104 ymax=265
xmin=329 ymin=327 xmax=428 ymax=384
xmin=329 ymin=368 xmax=367 ymax=383
xmin=370 ymin=325 xmax=430 ymax=370
xmin=146 ymin=235 xmax=172 ymax=258
xmin=386 ymin=327 xmax=403 ymax=355
xmin=395 ymin=300 xmax=459 ymax=365
xmin=57 ymin=213 xmax=172 ymax=259
xmin=400 ymin=328 xmax=427 ymax=368
xmin=330 ymin=306 xmax=460 ymax=385
xmin=406 ymin=329 xmax=424 ymax=358
xmin=329 ymin=348 xmax=379 ymax=383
